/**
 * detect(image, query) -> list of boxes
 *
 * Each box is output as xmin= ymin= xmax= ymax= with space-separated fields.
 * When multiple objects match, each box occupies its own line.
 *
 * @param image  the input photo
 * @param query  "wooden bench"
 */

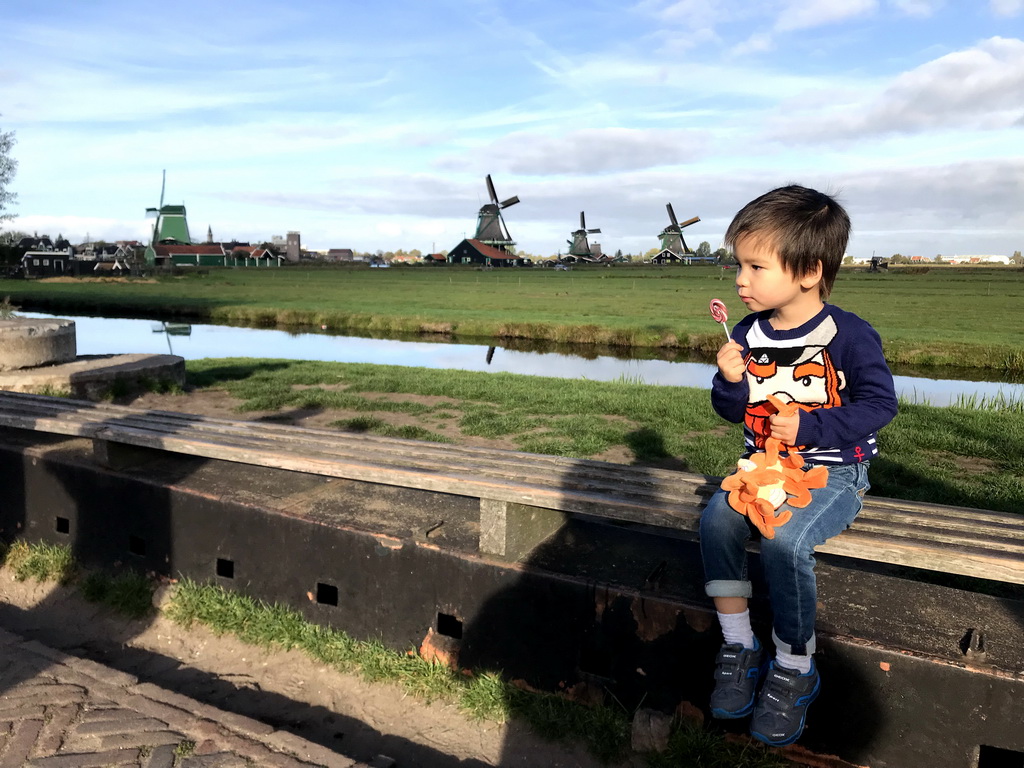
xmin=1 ymin=390 xmax=1022 ymax=585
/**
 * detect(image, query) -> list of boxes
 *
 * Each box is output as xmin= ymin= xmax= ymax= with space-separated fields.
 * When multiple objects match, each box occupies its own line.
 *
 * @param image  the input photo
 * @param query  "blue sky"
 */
xmin=2 ymin=0 xmax=1021 ymax=258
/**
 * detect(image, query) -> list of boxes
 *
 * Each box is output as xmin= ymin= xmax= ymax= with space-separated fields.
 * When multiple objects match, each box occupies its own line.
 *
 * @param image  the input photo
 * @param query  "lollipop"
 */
xmin=709 ymin=298 xmax=730 ymax=339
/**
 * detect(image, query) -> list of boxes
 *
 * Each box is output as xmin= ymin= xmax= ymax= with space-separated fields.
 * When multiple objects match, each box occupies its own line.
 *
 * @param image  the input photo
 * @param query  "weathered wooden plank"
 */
xmin=816 ymin=529 xmax=1024 ymax=585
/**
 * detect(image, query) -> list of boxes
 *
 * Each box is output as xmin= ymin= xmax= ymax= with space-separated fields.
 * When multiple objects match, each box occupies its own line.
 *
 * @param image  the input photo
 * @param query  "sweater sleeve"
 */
xmin=794 ymin=318 xmax=898 ymax=449
xmin=711 ymin=371 xmax=748 ymax=423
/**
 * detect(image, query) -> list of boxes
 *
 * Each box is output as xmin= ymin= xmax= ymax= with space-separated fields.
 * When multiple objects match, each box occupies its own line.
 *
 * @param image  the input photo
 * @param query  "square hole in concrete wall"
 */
xmin=316 ymin=582 xmax=339 ymax=606
xmin=128 ymin=535 xmax=146 ymax=557
xmin=55 ymin=517 xmax=70 ymax=535
xmin=216 ymin=558 xmax=234 ymax=579
xmin=979 ymin=745 xmax=1024 ymax=768
xmin=437 ymin=612 xmax=463 ymax=639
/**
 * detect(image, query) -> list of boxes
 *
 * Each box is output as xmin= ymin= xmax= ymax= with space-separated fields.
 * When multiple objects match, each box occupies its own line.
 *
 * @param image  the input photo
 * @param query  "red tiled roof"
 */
xmin=467 ymin=239 xmax=518 ymax=260
xmin=154 ymin=245 xmax=225 ymax=256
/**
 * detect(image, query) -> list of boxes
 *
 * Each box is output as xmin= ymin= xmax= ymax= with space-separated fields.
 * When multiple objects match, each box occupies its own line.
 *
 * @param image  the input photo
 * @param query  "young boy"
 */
xmin=700 ymin=185 xmax=897 ymax=746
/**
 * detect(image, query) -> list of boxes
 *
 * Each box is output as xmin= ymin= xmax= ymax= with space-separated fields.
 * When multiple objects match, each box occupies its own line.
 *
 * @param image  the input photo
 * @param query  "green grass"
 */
xmin=184 ymin=357 xmax=1024 ymax=514
xmin=79 ymin=570 xmax=155 ymax=619
xmin=1 ymin=540 xmax=77 ymax=584
xmin=3 ymin=264 xmax=1023 ymax=370
xmin=330 ymin=415 xmax=451 ymax=442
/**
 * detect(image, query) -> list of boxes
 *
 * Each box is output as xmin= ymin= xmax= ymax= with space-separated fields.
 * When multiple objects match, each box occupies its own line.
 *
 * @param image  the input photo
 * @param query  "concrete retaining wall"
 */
xmin=1 ymin=430 xmax=1022 ymax=768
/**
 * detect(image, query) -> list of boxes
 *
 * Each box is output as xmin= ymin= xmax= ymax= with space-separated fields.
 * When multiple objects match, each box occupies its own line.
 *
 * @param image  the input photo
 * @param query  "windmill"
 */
xmin=145 ymin=171 xmax=192 ymax=247
xmin=658 ymin=203 xmax=700 ymax=258
xmin=566 ymin=211 xmax=602 ymax=260
xmin=473 ymin=175 xmax=519 ymax=254
xmin=143 ymin=171 xmax=192 ymax=267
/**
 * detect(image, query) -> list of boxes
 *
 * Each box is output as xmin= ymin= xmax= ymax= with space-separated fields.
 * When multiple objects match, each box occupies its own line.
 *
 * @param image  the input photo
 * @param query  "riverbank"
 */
xmin=2 ymin=264 xmax=1022 ymax=372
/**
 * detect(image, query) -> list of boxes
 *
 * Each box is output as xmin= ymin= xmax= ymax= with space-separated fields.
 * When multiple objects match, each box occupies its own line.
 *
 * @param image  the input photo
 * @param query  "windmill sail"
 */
xmin=658 ymin=203 xmax=700 ymax=256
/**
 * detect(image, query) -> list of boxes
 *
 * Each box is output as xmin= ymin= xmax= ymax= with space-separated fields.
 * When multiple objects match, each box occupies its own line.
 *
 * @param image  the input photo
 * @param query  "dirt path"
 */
xmin=0 ymin=571 xmax=642 ymax=768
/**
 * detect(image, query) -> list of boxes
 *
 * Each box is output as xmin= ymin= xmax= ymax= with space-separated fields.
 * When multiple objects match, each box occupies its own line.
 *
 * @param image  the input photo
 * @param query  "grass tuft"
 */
xmin=1 ymin=541 xmax=76 ymax=584
xmin=80 ymin=570 xmax=155 ymax=619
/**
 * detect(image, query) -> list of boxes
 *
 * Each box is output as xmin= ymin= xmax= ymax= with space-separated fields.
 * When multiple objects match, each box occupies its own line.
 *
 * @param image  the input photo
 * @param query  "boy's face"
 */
xmin=733 ymin=234 xmax=820 ymax=313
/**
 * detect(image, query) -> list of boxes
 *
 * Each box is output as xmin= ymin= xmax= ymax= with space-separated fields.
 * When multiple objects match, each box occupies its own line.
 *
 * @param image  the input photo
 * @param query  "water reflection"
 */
xmin=22 ymin=312 xmax=1024 ymax=407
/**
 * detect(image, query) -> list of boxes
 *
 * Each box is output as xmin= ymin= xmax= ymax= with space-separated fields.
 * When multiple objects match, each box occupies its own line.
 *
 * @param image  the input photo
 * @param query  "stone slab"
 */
xmin=0 ymin=318 xmax=77 ymax=371
xmin=0 ymin=353 xmax=185 ymax=400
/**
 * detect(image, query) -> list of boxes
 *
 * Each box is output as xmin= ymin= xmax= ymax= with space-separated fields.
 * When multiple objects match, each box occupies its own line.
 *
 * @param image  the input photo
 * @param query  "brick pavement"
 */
xmin=0 ymin=626 xmax=369 ymax=768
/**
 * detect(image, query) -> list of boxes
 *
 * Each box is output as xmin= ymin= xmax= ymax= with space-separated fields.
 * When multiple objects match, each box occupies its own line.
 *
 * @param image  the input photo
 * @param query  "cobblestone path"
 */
xmin=0 ymin=627 xmax=365 ymax=768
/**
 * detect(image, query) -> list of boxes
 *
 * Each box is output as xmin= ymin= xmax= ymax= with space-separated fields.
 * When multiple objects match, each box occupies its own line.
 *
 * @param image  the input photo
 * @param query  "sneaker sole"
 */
xmin=711 ymin=700 xmax=755 ymax=719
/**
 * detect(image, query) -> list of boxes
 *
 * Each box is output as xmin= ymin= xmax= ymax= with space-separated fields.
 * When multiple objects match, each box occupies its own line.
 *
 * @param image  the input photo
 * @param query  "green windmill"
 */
xmin=143 ymin=171 xmax=192 ymax=265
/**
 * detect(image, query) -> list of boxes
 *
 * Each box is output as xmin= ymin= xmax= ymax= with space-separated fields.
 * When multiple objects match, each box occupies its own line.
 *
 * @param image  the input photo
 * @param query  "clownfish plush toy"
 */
xmin=720 ymin=394 xmax=829 ymax=539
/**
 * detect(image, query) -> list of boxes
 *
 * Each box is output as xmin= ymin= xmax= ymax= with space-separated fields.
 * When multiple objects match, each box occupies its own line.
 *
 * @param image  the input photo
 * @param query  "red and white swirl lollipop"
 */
xmin=709 ymin=298 xmax=730 ymax=339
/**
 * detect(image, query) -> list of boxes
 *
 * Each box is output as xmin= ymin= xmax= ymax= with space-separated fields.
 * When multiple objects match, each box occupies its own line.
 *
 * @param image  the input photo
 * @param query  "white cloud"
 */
xmin=888 ymin=0 xmax=943 ymax=17
xmin=767 ymin=37 xmax=1024 ymax=141
xmin=12 ymin=215 xmax=151 ymax=244
xmin=437 ymin=128 xmax=711 ymax=176
xmin=775 ymin=0 xmax=878 ymax=31
xmin=991 ymin=0 xmax=1024 ymax=16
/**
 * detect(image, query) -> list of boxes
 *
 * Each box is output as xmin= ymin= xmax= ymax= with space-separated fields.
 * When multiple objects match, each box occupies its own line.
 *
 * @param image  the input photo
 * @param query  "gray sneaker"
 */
xmin=710 ymin=637 xmax=764 ymax=719
xmin=749 ymin=659 xmax=820 ymax=746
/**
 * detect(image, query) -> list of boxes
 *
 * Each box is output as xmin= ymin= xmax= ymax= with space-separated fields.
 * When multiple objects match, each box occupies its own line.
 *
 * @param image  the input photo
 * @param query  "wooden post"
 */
xmin=91 ymin=438 xmax=165 ymax=470
xmin=479 ymin=498 xmax=568 ymax=562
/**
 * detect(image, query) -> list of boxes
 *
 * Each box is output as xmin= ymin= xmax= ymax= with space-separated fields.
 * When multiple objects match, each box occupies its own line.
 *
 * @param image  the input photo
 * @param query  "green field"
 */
xmin=2 ymin=263 xmax=1023 ymax=371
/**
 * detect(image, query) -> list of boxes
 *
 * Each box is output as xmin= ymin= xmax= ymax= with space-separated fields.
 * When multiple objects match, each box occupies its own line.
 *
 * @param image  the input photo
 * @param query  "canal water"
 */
xmin=22 ymin=312 xmax=1024 ymax=407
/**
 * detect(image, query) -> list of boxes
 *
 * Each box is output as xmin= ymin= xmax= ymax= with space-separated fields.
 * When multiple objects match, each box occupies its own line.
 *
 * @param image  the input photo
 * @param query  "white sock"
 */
xmin=775 ymin=649 xmax=813 ymax=674
xmin=717 ymin=610 xmax=755 ymax=649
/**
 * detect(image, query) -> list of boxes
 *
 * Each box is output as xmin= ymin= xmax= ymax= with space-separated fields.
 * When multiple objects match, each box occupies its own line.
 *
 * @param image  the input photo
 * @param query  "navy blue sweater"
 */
xmin=711 ymin=304 xmax=898 ymax=465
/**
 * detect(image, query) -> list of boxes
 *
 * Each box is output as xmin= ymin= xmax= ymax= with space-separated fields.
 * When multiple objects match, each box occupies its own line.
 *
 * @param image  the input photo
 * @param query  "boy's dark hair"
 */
xmin=724 ymin=185 xmax=850 ymax=299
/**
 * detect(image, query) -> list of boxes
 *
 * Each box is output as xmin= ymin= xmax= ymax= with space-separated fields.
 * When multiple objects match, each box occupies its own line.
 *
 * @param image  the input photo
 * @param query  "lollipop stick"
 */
xmin=720 ymin=322 xmax=729 ymax=340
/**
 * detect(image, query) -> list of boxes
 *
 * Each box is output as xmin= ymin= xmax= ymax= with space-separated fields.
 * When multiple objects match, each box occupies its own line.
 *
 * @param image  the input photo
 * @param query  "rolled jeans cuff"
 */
xmin=773 ymin=628 xmax=816 ymax=657
xmin=705 ymin=579 xmax=752 ymax=599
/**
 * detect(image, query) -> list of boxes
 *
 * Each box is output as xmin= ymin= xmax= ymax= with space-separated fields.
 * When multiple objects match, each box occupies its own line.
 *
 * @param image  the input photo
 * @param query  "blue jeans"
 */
xmin=700 ymin=462 xmax=871 ymax=656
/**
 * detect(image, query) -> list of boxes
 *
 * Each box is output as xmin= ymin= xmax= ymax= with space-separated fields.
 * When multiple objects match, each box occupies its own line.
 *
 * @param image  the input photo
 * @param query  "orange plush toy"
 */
xmin=720 ymin=394 xmax=829 ymax=539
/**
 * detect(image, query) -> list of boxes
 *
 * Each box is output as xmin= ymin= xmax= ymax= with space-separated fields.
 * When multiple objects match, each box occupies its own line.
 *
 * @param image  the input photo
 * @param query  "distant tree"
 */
xmin=696 ymin=241 xmax=712 ymax=259
xmin=843 ymin=255 xmax=854 ymax=265
xmin=259 ymin=242 xmax=279 ymax=256
xmin=1012 ymin=250 xmax=1023 ymax=265
xmin=715 ymin=248 xmax=736 ymax=265
xmin=643 ymin=247 xmax=660 ymax=260
xmin=614 ymin=249 xmax=623 ymax=260
xmin=0 ymin=123 xmax=16 ymax=226
xmin=0 ymin=229 xmax=27 ymax=246
xmin=0 ymin=228 xmax=27 ymax=266
xmin=889 ymin=253 xmax=907 ymax=264
xmin=934 ymin=254 xmax=944 ymax=264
